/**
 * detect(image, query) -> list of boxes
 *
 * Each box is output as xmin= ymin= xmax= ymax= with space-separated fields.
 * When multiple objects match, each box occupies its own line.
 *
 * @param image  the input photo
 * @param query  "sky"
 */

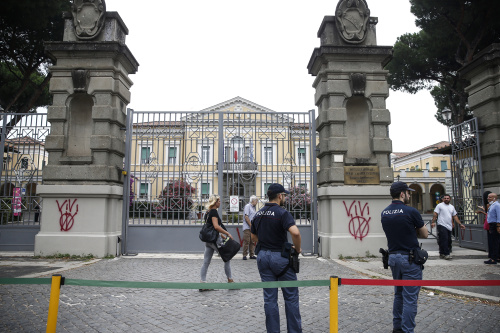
xmin=103 ymin=0 xmax=449 ymax=153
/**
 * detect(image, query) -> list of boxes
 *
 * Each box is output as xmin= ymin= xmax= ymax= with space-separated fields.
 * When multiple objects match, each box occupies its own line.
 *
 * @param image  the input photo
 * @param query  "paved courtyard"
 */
xmin=1 ymin=249 xmax=499 ymax=333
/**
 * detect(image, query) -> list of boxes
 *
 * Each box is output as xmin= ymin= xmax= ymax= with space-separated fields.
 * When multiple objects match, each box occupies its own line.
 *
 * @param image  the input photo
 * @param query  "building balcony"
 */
xmin=216 ymin=162 xmax=258 ymax=173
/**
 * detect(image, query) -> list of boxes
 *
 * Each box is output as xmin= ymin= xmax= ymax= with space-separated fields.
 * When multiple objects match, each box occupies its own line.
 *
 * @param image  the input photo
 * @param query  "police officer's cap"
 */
xmin=268 ymin=183 xmax=290 ymax=195
xmin=390 ymin=181 xmax=415 ymax=195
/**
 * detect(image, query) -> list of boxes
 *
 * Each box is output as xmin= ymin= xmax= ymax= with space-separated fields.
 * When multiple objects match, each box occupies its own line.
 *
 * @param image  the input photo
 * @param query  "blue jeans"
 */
xmin=389 ymin=254 xmax=423 ymax=333
xmin=257 ymin=250 xmax=302 ymax=333
xmin=437 ymin=225 xmax=452 ymax=255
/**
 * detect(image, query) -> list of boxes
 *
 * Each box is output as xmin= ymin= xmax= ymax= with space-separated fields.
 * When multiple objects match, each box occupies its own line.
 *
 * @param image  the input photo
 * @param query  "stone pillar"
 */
xmin=459 ymin=44 xmax=500 ymax=194
xmin=308 ymin=0 xmax=393 ymax=258
xmin=35 ymin=1 xmax=139 ymax=257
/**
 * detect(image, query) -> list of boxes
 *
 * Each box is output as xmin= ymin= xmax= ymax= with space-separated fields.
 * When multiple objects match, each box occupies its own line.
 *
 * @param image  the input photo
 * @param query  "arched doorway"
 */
xmin=430 ymin=183 xmax=445 ymax=210
xmin=409 ymin=183 xmax=423 ymax=212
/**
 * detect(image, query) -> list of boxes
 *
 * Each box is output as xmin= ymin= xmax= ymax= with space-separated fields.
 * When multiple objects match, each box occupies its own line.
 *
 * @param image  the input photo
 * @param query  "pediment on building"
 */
xmin=201 ymin=96 xmax=277 ymax=113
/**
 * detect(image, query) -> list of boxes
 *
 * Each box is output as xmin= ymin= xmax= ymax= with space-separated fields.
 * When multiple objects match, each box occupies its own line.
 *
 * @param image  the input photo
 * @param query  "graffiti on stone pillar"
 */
xmin=57 ymin=199 xmax=79 ymax=231
xmin=343 ymin=200 xmax=371 ymax=241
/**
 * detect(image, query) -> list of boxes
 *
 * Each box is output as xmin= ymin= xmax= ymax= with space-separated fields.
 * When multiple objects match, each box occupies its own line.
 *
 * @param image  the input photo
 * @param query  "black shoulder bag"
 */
xmin=199 ymin=211 xmax=218 ymax=243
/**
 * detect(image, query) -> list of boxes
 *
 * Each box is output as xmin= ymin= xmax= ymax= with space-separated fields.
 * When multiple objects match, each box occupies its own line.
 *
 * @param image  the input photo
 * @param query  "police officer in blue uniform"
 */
xmin=381 ymin=182 xmax=428 ymax=333
xmin=251 ymin=183 xmax=302 ymax=333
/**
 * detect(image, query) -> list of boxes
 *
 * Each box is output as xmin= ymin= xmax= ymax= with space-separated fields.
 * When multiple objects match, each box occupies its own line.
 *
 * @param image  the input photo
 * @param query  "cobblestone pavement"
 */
xmin=1 ymin=253 xmax=499 ymax=333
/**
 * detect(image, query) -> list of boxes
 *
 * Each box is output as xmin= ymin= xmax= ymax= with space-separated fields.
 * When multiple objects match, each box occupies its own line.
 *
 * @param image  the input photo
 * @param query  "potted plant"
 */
xmin=432 ymin=166 xmax=439 ymax=171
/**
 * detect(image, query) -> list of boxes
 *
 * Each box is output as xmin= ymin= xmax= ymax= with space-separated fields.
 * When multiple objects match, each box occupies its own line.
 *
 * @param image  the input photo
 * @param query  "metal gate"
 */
xmin=0 ymin=113 xmax=49 ymax=251
xmin=121 ymin=109 xmax=318 ymax=254
xmin=449 ymin=117 xmax=486 ymax=250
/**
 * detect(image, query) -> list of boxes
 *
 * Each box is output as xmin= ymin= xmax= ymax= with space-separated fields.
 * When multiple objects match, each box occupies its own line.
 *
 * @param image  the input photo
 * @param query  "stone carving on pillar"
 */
xmin=71 ymin=69 xmax=90 ymax=93
xmin=335 ymin=0 xmax=370 ymax=44
xmin=349 ymin=73 xmax=366 ymax=96
xmin=72 ymin=0 xmax=106 ymax=40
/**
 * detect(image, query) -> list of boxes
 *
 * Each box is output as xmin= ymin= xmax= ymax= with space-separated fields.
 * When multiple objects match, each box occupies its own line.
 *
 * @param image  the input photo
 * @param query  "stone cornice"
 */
xmin=44 ymin=41 xmax=139 ymax=74
xmin=308 ymin=45 xmax=393 ymax=75
xmin=459 ymin=43 xmax=500 ymax=80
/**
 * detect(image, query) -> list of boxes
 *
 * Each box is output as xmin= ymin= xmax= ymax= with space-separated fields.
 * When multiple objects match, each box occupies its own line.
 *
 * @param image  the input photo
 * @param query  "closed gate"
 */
xmin=121 ymin=108 xmax=318 ymax=254
xmin=0 ymin=113 xmax=49 ymax=251
xmin=449 ymin=118 xmax=486 ymax=250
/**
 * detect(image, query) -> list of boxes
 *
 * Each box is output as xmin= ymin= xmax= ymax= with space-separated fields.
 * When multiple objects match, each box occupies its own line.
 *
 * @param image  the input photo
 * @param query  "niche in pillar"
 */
xmin=346 ymin=97 xmax=370 ymax=159
xmin=66 ymin=94 xmax=93 ymax=158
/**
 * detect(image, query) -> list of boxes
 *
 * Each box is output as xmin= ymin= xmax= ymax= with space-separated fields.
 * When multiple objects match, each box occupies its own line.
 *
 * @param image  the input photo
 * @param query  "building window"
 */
xmin=141 ymin=147 xmax=151 ymax=164
xmin=264 ymin=183 xmax=272 ymax=198
xmin=3 ymin=155 xmax=9 ymax=170
xmin=201 ymin=183 xmax=210 ymax=199
xmin=139 ymin=183 xmax=149 ymax=200
xmin=299 ymin=183 xmax=307 ymax=189
xmin=168 ymin=147 xmax=177 ymax=165
xmin=425 ymin=162 xmax=429 ymax=170
xmin=264 ymin=146 xmax=273 ymax=164
xmin=441 ymin=160 xmax=447 ymax=171
xmin=21 ymin=157 xmax=29 ymax=169
xmin=297 ymin=148 xmax=306 ymax=165
xmin=201 ymin=146 xmax=210 ymax=164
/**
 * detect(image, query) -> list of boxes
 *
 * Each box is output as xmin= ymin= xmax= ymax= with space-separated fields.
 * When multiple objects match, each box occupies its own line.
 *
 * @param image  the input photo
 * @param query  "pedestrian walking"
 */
xmin=431 ymin=194 xmax=465 ymax=259
xmin=485 ymin=192 xmax=500 ymax=265
xmin=251 ymin=183 xmax=302 ymax=333
xmin=476 ymin=191 xmax=492 ymax=259
xmin=242 ymin=195 xmax=258 ymax=260
xmin=381 ymin=181 xmax=428 ymax=333
xmin=199 ymin=194 xmax=234 ymax=291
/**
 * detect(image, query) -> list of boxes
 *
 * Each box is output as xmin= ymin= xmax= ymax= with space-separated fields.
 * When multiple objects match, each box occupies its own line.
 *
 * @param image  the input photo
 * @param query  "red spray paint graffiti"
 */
xmin=343 ymin=200 xmax=371 ymax=241
xmin=57 ymin=199 xmax=79 ymax=231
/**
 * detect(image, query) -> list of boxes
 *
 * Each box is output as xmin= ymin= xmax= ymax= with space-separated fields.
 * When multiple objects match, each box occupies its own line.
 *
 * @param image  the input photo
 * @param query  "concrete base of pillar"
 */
xmin=34 ymin=185 xmax=123 ymax=257
xmin=318 ymin=185 xmax=390 ymax=259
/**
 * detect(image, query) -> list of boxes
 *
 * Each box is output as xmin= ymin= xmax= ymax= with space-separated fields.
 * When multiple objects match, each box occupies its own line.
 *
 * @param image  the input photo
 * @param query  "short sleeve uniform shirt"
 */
xmin=381 ymin=200 xmax=424 ymax=252
xmin=251 ymin=203 xmax=295 ymax=251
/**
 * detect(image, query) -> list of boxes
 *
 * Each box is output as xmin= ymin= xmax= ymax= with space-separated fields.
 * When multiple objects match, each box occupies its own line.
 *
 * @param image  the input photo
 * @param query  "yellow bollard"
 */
xmin=330 ymin=276 xmax=339 ymax=333
xmin=46 ymin=274 xmax=64 ymax=333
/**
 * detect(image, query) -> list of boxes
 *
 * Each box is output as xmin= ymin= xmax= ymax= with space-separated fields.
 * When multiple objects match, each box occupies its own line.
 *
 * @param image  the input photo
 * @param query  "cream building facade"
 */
xmin=391 ymin=141 xmax=451 ymax=213
xmin=127 ymin=97 xmax=319 ymax=222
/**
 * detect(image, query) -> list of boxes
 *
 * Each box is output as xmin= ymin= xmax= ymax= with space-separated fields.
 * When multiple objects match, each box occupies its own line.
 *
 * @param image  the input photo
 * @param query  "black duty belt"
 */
xmin=389 ymin=251 xmax=411 ymax=255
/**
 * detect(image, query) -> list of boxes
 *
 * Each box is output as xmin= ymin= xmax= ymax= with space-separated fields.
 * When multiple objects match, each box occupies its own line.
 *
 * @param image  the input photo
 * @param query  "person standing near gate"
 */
xmin=199 ymin=195 xmax=234 ymax=291
xmin=242 ymin=195 xmax=258 ymax=260
xmin=251 ymin=183 xmax=302 ymax=333
xmin=381 ymin=181 xmax=428 ymax=333
xmin=431 ymin=194 xmax=465 ymax=260
xmin=485 ymin=192 xmax=500 ymax=265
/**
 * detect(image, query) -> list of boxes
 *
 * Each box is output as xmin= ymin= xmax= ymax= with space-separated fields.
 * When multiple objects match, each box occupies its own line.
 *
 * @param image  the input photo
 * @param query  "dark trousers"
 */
xmin=437 ymin=225 xmax=452 ymax=256
xmin=487 ymin=223 xmax=500 ymax=261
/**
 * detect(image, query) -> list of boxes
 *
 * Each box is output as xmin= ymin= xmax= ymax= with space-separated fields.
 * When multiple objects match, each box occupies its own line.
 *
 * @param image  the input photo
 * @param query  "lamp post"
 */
xmin=442 ymin=107 xmax=452 ymax=124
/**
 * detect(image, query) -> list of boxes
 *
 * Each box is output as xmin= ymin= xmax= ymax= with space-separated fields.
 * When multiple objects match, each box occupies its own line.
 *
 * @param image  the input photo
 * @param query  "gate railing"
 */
xmin=449 ymin=117 xmax=485 ymax=249
xmin=121 ymin=109 xmax=318 ymax=254
xmin=0 ymin=113 xmax=49 ymax=226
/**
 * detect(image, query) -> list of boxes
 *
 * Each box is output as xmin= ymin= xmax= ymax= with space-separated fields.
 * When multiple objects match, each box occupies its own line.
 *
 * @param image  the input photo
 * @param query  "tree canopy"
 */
xmin=0 ymin=0 xmax=71 ymax=116
xmin=386 ymin=0 xmax=500 ymax=125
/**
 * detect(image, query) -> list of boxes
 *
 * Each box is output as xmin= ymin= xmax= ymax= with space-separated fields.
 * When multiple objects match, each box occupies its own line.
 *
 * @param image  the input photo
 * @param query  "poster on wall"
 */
xmin=13 ymin=187 xmax=22 ymax=216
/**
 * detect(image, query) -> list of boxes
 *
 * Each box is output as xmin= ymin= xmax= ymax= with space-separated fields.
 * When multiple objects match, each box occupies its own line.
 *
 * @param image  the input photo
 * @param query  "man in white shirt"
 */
xmin=242 ymin=196 xmax=258 ymax=260
xmin=431 ymin=194 xmax=465 ymax=259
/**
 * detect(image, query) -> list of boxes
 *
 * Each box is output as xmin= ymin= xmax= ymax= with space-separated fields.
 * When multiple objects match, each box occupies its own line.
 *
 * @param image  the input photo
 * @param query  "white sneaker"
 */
xmin=444 ymin=255 xmax=452 ymax=260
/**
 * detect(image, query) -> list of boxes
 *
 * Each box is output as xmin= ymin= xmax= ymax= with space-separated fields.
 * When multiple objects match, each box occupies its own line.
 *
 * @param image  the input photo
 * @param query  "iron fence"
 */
xmin=0 ymin=113 xmax=49 ymax=226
